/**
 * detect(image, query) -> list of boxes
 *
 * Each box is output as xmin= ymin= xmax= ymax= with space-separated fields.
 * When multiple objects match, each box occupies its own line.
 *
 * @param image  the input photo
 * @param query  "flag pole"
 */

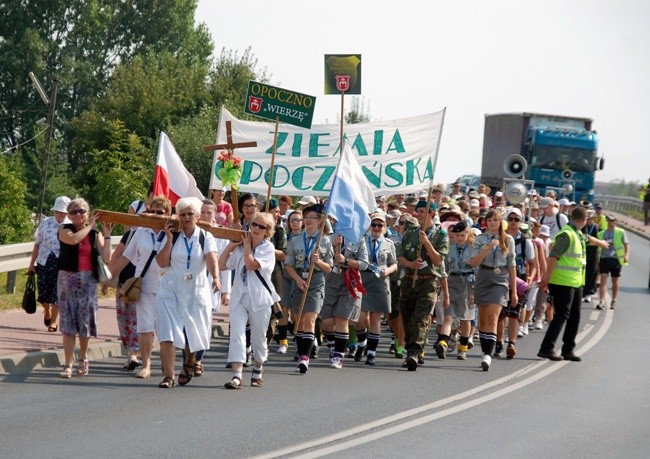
xmin=265 ymin=116 xmax=281 ymax=212
xmin=412 ymin=107 xmax=447 ymax=287
xmin=295 ymin=93 xmax=347 ymax=332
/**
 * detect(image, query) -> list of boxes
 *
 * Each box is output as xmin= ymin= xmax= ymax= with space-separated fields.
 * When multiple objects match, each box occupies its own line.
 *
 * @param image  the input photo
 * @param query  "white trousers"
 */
xmin=227 ymin=294 xmax=272 ymax=364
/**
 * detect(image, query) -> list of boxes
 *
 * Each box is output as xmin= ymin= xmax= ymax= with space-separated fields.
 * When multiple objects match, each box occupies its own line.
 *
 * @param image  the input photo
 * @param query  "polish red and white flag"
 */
xmin=153 ymin=132 xmax=204 ymax=206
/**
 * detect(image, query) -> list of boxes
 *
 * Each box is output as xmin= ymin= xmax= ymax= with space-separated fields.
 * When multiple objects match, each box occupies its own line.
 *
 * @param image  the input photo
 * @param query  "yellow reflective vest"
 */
xmin=550 ymin=225 xmax=586 ymax=288
xmin=597 ymin=227 xmax=628 ymax=266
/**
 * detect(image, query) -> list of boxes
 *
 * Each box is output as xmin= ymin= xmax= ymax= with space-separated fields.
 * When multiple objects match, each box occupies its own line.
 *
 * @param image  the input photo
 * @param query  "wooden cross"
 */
xmin=203 ymin=120 xmax=258 ymax=223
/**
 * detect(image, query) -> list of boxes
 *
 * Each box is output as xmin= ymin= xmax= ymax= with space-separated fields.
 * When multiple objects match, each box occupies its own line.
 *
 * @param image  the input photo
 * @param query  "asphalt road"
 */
xmin=2 ymin=232 xmax=649 ymax=458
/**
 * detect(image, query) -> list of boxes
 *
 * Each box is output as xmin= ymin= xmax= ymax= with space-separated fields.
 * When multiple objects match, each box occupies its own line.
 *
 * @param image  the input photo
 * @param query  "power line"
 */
xmin=2 ymin=127 xmax=48 ymax=153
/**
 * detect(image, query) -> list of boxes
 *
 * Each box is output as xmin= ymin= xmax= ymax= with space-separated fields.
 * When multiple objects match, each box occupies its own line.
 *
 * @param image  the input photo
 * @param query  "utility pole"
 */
xmin=29 ymin=73 xmax=58 ymax=224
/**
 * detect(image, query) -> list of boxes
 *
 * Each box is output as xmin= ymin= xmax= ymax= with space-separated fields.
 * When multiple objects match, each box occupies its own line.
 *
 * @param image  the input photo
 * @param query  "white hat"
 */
xmin=539 ymin=197 xmax=554 ymax=208
xmin=558 ymin=198 xmax=571 ymax=206
xmin=507 ymin=207 xmax=523 ymax=219
xmin=495 ymin=191 xmax=503 ymax=197
xmin=298 ymin=196 xmax=317 ymax=206
xmin=51 ymin=196 xmax=71 ymax=213
xmin=470 ymin=199 xmax=480 ymax=208
xmin=539 ymin=225 xmax=551 ymax=237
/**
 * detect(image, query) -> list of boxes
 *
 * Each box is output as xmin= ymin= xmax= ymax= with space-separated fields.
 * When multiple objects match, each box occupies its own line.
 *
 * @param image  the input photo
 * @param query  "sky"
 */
xmin=195 ymin=0 xmax=650 ymax=186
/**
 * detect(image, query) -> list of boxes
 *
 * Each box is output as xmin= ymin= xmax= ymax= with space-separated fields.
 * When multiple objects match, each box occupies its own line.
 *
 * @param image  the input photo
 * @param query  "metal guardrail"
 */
xmin=0 ymin=239 xmax=121 ymax=294
xmin=595 ymin=194 xmax=643 ymax=215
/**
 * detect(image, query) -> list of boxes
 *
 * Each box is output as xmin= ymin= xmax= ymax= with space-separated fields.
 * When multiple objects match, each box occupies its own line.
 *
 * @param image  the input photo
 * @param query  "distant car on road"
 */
xmin=450 ymin=174 xmax=481 ymax=194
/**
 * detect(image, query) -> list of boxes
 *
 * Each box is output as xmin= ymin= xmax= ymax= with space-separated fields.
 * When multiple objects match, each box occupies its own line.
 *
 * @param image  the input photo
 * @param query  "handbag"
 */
xmin=95 ymin=235 xmax=113 ymax=283
xmin=22 ymin=272 xmax=37 ymax=314
xmin=119 ymin=232 xmax=165 ymax=302
xmin=120 ymin=276 xmax=143 ymax=302
xmin=253 ymin=270 xmax=283 ymax=320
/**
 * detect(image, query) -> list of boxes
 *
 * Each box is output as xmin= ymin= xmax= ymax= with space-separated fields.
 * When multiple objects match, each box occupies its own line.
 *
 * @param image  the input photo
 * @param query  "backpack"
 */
xmin=514 ymin=235 xmax=528 ymax=280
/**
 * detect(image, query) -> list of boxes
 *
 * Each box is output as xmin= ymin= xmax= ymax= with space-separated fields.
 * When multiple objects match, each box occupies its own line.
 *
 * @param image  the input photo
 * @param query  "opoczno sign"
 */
xmin=245 ymin=80 xmax=316 ymax=129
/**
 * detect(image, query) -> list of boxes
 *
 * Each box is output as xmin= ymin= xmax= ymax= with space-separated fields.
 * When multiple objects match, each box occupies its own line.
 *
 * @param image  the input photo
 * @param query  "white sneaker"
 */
xmin=583 ymin=295 xmax=591 ymax=303
xmin=534 ymin=320 xmax=544 ymax=330
xmin=330 ymin=356 xmax=343 ymax=369
xmin=448 ymin=338 xmax=457 ymax=353
xmin=481 ymin=354 xmax=491 ymax=371
xmin=595 ymin=301 xmax=605 ymax=310
xmin=522 ymin=323 xmax=529 ymax=336
xmin=277 ymin=344 xmax=288 ymax=354
xmin=517 ymin=326 xmax=525 ymax=338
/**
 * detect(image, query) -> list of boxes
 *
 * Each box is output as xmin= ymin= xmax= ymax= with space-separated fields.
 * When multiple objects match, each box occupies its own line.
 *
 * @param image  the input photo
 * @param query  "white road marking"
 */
xmin=253 ymin=311 xmax=613 ymax=459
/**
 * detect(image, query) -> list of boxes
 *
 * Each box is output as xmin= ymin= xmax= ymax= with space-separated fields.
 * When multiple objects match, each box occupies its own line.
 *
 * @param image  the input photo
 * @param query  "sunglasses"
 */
xmin=250 ymin=221 xmax=267 ymax=230
xmin=179 ymin=212 xmax=194 ymax=217
xmin=398 ymin=221 xmax=406 ymax=225
xmin=243 ymin=204 xmax=258 ymax=209
xmin=149 ymin=210 xmax=165 ymax=215
xmin=507 ymin=217 xmax=521 ymax=222
xmin=290 ymin=218 xmax=303 ymax=223
xmin=370 ymin=223 xmax=385 ymax=228
xmin=69 ymin=208 xmax=88 ymax=216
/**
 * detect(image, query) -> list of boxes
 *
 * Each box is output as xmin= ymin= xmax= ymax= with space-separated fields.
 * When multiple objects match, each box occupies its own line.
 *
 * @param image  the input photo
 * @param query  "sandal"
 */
xmin=193 ymin=361 xmax=204 ymax=377
xmin=178 ymin=363 xmax=193 ymax=386
xmin=77 ymin=359 xmax=89 ymax=376
xmin=123 ymin=360 xmax=141 ymax=371
xmin=158 ymin=376 xmax=175 ymax=388
xmin=59 ymin=365 xmax=72 ymax=379
xmin=47 ymin=325 xmax=58 ymax=333
xmin=224 ymin=376 xmax=242 ymax=389
xmin=136 ymin=368 xmax=151 ymax=379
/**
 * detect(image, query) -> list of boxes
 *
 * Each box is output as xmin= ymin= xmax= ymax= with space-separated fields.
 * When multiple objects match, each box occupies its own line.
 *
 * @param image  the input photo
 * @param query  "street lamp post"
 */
xmin=29 ymin=72 xmax=58 ymax=224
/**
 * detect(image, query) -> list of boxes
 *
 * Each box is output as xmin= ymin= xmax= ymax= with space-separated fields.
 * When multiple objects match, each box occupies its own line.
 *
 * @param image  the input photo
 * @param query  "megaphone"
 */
xmin=561 ymin=169 xmax=574 ymax=180
xmin=503 ymin=154 xmax=528 ymax=177
xmin=505 ymin=181 xmax=527 ymax=204
xmin=563 ymin=183 xmax=574 ymax=195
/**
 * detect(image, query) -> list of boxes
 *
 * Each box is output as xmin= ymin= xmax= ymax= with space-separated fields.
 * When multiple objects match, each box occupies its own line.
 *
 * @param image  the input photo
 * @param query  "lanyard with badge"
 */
xmin=183 ymin=235 xmax=194 ymax=280
xmin=303 ymin=232 xmax=318 ymax=278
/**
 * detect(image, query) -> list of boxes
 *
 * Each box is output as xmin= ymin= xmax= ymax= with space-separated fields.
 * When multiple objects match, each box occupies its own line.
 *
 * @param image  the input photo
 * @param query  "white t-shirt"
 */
xmin=539 ymin=211 xmax=568 ymax=238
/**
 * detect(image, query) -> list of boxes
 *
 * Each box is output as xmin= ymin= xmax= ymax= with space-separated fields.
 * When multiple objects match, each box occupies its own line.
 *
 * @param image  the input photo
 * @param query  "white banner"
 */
xmin=209 ymin=107 xmax=446 ymax=197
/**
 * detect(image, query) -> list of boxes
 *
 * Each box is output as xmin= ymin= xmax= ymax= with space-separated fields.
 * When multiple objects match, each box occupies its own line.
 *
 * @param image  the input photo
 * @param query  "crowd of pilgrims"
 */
xmin=36 ymin=181 xmax=615 ymax=388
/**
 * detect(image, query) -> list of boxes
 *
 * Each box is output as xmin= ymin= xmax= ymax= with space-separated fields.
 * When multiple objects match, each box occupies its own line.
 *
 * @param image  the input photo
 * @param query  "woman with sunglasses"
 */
xmin=57 ymin=198 xmax=112 ymax=378
xmin=468 ymin=209 xmax=517 ymax=371
xmin=155 ymin=197 xmax=221 ymax=388
xmin=284 ymin=204 xmax=333 ymax=374
xmin=233 ymin=193 xmax=259 ymax=231
xmin=220 ymin=213 xmax=280 ymax=388
xmin=107 ymin=197 xmax=173 ymax=379
xmin=354 ymin=213 xmax=397 ymax=366
xmin=276 ymin=210 xmax=304 ymax=354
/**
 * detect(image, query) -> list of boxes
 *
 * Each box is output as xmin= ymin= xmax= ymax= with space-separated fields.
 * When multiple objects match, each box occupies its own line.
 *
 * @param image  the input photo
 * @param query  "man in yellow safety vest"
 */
xmin=537 ymin=207 xmax=609 ymax=362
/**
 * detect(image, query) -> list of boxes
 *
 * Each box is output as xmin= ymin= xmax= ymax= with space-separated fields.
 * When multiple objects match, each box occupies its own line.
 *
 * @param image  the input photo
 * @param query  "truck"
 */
xmin=481 ymin=113 xmax=604 ymax=202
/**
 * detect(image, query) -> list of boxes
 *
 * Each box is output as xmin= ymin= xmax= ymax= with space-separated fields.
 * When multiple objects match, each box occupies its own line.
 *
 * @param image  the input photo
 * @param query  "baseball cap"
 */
xmin=539 ymin=197 xmax=553 ymax=208
xmin=415 ymin=200 xmax=437 ymax=212
xmin=370 ymin=212 xmax=386 ymax=223
xmin=558 ymin=198 xmax=571 ymax=206
xmin=605 ymin=214 xmax=617 ymax=222
xmin=298 ymin=196 xmax=317 ymax=206
xmin=507 ymin=208 xmax=523 ymax=219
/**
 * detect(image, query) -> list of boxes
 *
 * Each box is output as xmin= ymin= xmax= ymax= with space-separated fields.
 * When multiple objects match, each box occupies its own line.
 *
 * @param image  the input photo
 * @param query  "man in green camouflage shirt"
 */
xmin=396 ymin=200 xmax=449 ymax=371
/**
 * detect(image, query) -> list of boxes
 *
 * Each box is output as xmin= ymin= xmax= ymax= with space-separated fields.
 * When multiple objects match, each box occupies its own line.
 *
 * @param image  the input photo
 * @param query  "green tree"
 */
xmin=345 ymin=96 xmax=371 ymax=124
xmin=0 ymin=155 xmax=34 ymax=244
xmin=0 ymin=0 xmax=213 ymax=209
xmin=86 ymin=120 xmax=152 ymax=211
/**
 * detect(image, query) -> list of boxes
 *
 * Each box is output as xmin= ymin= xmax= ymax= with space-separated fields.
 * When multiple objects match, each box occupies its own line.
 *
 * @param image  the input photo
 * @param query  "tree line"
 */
xmin=0 ymin=0 xmax=269 ymax=243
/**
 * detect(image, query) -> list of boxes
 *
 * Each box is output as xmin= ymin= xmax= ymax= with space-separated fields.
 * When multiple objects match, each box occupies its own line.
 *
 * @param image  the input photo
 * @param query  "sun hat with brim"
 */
xmin=51 ymin=196 xmax=71 ymax=213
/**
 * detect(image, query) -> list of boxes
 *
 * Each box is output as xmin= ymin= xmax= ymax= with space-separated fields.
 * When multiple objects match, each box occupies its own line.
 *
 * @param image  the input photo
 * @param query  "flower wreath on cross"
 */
xmin=217 ymin=150 xmax=243 ymax=190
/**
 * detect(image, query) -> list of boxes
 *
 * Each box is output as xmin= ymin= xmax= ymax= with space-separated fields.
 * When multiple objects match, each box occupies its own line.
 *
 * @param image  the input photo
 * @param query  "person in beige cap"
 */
xmin=297 ymin=196 xmax=317 ymax=210
xmin=538 ymin=197 xmax=567 ymax=238
xmin=28 ymin=196 xmax=71 ymax=331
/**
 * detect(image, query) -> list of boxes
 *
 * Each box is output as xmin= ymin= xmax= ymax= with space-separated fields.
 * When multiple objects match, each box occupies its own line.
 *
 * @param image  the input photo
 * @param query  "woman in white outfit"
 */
xmin=155 ymin=197 xmax=221 ymax=388
xmin=108 ymin=196 xmax=172 ymax=378
xmin=219 ymin=212 xmax=280 ymax=389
